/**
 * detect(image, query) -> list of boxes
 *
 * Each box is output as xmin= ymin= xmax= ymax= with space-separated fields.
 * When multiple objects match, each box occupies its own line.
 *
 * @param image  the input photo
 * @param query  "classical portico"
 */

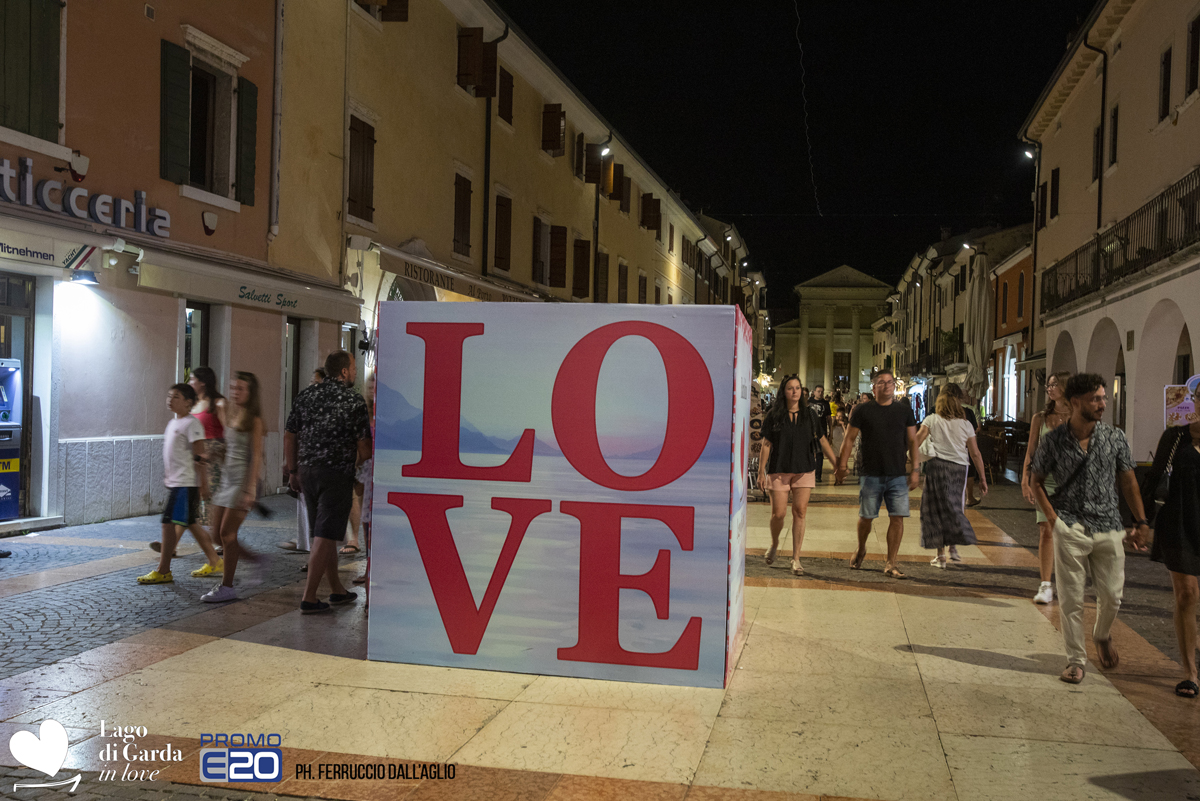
xmin=772 ymin=265 xmax=892 ymax=395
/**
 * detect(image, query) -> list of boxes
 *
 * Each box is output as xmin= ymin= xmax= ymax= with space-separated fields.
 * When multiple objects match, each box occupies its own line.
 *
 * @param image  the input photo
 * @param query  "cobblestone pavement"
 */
xmin=0 ymin=497 xmax=356 ymax=680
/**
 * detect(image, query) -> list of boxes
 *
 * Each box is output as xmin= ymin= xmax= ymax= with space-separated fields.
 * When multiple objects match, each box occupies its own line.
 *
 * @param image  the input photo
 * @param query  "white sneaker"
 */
xmin=201 ymin=584 xmax=238 ymax=603
xmin=1033 ymin=582 xmax=1054 ymax=605
xmin=930 ymin=555 xmax=948 ymax=569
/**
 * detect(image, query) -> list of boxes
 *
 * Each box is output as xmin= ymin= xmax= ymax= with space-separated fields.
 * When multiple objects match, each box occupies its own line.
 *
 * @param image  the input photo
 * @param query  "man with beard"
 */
xmin=1031 ymin=372 xmax=1150 ymax=684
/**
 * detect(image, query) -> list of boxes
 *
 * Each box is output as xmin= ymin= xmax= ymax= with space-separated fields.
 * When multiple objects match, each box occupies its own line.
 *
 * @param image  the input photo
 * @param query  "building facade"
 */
xmin=1024 ymin=0 xmax=1200 ymax=460
xmin=0 ymin=1 xmax=358 ymax=528
xmin=773 ymin=266 xmax=890 ymax=397
xmin=991 ymin=246 xmax=1037 ymax=423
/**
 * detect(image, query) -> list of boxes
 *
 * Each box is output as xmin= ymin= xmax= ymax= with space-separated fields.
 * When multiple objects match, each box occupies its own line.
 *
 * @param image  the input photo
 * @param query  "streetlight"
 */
xmin=1024 ymin=150 xmax=1035 ymax=159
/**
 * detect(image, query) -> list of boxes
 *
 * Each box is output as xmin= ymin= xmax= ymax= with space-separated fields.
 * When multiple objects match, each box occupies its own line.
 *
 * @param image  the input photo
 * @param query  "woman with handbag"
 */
xmin=915 ymin=385 xmax=988 ymax=568
xmin=757 ymin=376 xmax=839 ymax=576
xmin=1141 ymin=419 xmax=1200 ymax=698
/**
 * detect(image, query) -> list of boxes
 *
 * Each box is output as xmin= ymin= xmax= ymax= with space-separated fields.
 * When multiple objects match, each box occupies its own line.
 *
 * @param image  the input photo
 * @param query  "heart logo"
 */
xmin=8 ymin=720 xmax=69 ymax=778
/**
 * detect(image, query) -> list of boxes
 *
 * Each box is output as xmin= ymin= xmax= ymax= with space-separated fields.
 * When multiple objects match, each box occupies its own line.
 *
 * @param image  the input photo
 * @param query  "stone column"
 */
xmin=850 ymin=306 xmax=862 ymax=394
xmin=798 ymin=304 xmax=810 ymax=384
xmin=823 ymin=305 xmax=835 ymax=391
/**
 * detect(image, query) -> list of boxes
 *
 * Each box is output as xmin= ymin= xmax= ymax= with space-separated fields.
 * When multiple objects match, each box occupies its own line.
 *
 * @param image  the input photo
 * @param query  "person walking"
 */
xmin=353 ymin=372 xmax=376 ymax=587
xmin=916 ymin=385 xmax=988 ymax=568
xmin=201 ymin=372 xmax=268 ymax=603
xmin=1141 ymin=418 xmax=1200 ymax=698
xmin=285 ymin=351 xmax=371 ymax=614
xmin=188 ymin=367 xmax=227 ymax=532
xmin=1022 ymin=370 xmax=1072 ymax=604
xmin=808 ymin=385 xmax=832 ymax=482
xmin=1030 ymin=372 xmax=1150 ymax=684
xmin=278 ymin=368 xmax=326 ymax=555
xmin=758 ymin=375 xmax=839 ymax=576
xmin=138 ymin=383 xmax=222 ymax=584
xmin=835 ymin=370 xmax=919 ymax=579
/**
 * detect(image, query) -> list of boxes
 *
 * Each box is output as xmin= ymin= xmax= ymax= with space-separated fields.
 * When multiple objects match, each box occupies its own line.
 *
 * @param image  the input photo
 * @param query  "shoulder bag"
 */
xmin=1154 ymin=428 xmax=1186 ymax=503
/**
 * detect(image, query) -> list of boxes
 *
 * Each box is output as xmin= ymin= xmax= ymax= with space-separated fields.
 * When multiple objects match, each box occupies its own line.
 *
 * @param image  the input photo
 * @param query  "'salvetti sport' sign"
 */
xmin=0 ymin=154 xmax=170 ymax=237
xmin=369 ymin=303 xmax=747 ymax=688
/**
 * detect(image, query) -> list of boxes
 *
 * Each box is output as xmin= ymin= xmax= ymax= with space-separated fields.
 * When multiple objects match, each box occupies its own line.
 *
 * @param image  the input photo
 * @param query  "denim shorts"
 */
xmin=859 ymin=475 xmax=910 ymax=519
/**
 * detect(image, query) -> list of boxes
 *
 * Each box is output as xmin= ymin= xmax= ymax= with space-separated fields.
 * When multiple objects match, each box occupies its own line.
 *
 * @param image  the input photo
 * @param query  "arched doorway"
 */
xmin=1176 ymin=325 xmax=1194 ymax=383
xmin=1004 ymin=345 xmax=1018 ymax=421
xmin=1085 ymin=318 xmax=1122 ymax=427
xmin=1052 ymin=330 xmax=1078 ymax=375
xmin=1133 ymin=299 xmax=1192 ymax=459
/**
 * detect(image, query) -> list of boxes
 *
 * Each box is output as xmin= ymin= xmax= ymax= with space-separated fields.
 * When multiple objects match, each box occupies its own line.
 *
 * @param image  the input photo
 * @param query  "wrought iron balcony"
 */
xmin=1041 ymin=165 xmax=1200 ymax=312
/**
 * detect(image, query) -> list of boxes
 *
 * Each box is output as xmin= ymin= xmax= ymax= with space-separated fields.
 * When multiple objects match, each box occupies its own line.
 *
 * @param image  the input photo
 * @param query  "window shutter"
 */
xmin=600 ymin=155 xmax=615 ymax=196
xmin=1017 ymin=271 xmax=1025 ymax=318
xmin=609 ymin=163 xmax=624 ymax=201
xmin=640 ymin=193 xmax=653 ymax=227
xmin=574 ymin=132 xmax=585 ymax=178
xmin=160 ymin=39 xmax=191 ymax=184
xmin=363 ymin=120 xmax=376 ymax=219
xmin=638 ymin=274 xmax=647 ymax=304
xmin=668 ymin=223 xmax=674 ymax=253
xmin=654 ymin=285 xmax=661 ymax=305
xmin=1049 ymin=168 xmax=1060 ymax=218
xmin=453 ymin=174 xmax=472 ymax=256
xmin=618 ymin=262 xmax=628 ymax=302
xmin=29 ymin=0 xmax=60 ymax=142
xmin=499 ymin=68 xmax=514 ymax=124
xmin=572 ymin=239 xmax=591 ymax=298
xmin=379 ymin=0 xmax=409 ymax=21
xmin=532 ymin=217 xmax=543 ymax=283
xmin=1036 ymin=182 xmax=1048 ymax=230
xmin=1160 ymin=48 xmax=1173 ymax=121
xmin=457 ymin=28 xmax=484 ymax=90
xmin=584 ymin=143 xmax=603 ymax=183
xmin=645 ymin=197 xmax=661 ymax=231
xmin=595 ymin=252 xmax=609 ymax=303
xmin=620 ymin=176 xmax=632 ymax=213
xmin=493 ymin=196 xmax=512 ymax=272
xmin=549 ymin=226 xmax=567 ymax=287
xmin=542 ymin=104 xmax=565 ymax=156
xmin=475 ymin=41 xmax=498 ymax=98
xmin=235 ymin=76 xmax=258 ymax=206
xmin=347 ymin=117 xmax=363 ymax=218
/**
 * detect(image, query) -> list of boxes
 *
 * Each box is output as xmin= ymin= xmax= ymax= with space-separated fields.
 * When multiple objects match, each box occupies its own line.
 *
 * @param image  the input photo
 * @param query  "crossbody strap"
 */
xmin=1049 ymin=449 xmax=1090 ymax=502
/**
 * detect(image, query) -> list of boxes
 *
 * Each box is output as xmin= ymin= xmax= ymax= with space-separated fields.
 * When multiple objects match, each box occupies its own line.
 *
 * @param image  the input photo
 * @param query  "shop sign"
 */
xmin=237 ymin=286 xmax=300 ymax=310
xmin=369 ymin=303 xmax=749 ymax=687
xmin=0 ymin=228 xmax=96 ymax=270
xmin=0 ymin=154 xmax=169 ymax=237
xmin=1165 ymin=374 xmax=1200 ymax=426
xmin=396 ymin=258 xmax=528 ymax=303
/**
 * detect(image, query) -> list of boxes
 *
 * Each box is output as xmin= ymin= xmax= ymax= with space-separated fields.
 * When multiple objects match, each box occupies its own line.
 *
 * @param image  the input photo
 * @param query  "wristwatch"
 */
xmin=1134 ymin=518 xmax=1149 ymax=526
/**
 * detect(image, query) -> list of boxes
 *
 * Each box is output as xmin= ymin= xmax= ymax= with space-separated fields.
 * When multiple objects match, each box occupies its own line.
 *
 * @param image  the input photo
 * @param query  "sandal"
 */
xmin=849 ymin=550 xmax=866 ymax=570
xmin=791 ymin=561 xmax=804 ymax=576
xmin=1094 ymin=638 xmax=1120 ymax=670
xmin=1175 ymin=680 xmax=1199 ymax=698
xmin=883 ymin=566 xmax=907 ymax=579
xmin=1060 ymin=665 xmax=1085 ymax=684
xmin=339 ymin=545 xmax=361 ymax=555
xmin=765 ymin=541 xmax=778 ymax=566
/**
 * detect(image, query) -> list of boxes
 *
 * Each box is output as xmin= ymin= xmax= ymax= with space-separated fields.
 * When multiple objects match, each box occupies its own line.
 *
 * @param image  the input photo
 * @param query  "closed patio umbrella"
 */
xmin=964 ymin=250 xmax=994 ymax=407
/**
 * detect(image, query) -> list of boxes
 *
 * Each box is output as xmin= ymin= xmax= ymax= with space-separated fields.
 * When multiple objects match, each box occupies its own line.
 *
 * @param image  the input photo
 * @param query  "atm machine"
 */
xmin=0 ymin=358 xmax=21 ymax=520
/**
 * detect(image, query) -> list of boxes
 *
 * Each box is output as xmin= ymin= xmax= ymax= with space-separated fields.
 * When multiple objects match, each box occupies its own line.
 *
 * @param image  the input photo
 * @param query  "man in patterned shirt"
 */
xmin=1031 ymin=372 xmax=1150 ymax=684
xmin=285 ymin=351 xmax=371 ymax=615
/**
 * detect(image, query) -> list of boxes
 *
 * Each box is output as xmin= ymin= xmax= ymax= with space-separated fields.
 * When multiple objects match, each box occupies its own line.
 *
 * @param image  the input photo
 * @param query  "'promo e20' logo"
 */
xmin=199 ymin=733 xmax=282 ymax=783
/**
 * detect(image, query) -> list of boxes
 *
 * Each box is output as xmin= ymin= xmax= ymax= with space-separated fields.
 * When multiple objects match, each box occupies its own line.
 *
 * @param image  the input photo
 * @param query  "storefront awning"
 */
xmin=1015 ymin=354 xmax=1046 ymax=370
xmin=377 ymin=243 xmax=549 ymax=303
xmin=137 ymin=250 xmax=360 ymax=323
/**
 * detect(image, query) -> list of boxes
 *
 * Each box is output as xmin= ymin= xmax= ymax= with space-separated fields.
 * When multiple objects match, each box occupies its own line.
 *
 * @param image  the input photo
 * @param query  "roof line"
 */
xmin=1017 ymin=0 xmax=1108 ymax=141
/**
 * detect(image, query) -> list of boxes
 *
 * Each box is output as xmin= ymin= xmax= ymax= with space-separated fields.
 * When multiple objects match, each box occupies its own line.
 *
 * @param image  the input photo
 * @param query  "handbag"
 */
xmin=1154 ymin=428 xmax=1186 ymax=503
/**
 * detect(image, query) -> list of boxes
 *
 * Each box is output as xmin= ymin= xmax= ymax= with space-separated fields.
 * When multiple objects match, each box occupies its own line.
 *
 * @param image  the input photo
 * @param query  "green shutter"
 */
xmin=235 ymin=76 xmax=257 ymax=205
xmin=2 ymin=0 xmax=32 ymax=135
xmin=160 ymin=39 xmax=191 ymax=184
xmin=29 ymin=0 xmax=59 ymax=142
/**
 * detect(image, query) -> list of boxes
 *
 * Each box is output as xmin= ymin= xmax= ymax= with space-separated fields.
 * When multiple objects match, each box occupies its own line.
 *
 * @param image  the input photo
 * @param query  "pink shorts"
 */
xmin=767 ymin=471 xmax=816 ymax=491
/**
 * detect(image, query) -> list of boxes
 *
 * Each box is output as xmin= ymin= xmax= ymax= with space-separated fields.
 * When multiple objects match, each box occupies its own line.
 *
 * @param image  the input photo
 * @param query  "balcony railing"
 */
xmin=940 ymin=343 xmax=965 ymax=367
xmin=1041 ymin=165 xmax=1200 ymax=312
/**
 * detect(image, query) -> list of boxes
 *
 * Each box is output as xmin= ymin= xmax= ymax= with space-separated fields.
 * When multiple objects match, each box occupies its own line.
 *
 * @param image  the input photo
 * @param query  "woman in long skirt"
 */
xmin=916 ymin=384 xmax=989 ymax=568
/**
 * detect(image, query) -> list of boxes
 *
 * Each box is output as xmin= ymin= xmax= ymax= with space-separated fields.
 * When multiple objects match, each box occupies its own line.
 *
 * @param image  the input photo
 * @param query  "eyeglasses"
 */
xmin=875 ymin=379 xmax=896 ymax=387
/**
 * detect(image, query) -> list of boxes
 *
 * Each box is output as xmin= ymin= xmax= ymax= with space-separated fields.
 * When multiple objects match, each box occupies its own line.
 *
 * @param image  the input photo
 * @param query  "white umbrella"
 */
xmin=964 ymin=251 xmax=994 ymax=405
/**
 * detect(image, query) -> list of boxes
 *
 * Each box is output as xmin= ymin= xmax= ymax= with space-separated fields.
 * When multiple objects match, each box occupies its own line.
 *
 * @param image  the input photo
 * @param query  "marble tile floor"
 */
xmin=2 ymin=496 xmax=1200 ymax=800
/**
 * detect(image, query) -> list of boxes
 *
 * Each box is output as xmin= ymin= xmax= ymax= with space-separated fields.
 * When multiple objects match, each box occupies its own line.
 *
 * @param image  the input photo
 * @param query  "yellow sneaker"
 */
xmin=190 ymin=560 xmax=223 ymax=578
xmin=137 ymin=570 xmax=173 ymax=584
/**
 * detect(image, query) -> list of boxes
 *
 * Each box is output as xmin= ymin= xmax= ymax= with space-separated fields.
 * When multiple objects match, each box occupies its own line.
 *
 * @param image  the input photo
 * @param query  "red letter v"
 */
xmin=387 ymin=492 xmax=553 ymax=654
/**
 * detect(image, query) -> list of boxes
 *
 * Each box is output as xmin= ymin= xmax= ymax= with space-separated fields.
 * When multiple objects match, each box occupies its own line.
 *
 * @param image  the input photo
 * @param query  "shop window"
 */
xmin=1 ymin=0 xmax=61 ymax=143
xmin=348 ymin=116 xmax=376 ymax=222
xmin=160 ymin=36 xmax=257 ymax=204
xmin=453 ymin=173 xmax=472 ymax=257
xmin=0 ymin=273 xmax=35 ymax=517
xmin=184 ymin=301 xmax=211 ymax=378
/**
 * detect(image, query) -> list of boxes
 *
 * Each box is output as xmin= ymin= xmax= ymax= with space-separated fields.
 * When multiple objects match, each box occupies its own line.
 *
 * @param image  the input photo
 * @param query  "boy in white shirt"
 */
xmin=138 ymin=383 xmax=222 ymax=584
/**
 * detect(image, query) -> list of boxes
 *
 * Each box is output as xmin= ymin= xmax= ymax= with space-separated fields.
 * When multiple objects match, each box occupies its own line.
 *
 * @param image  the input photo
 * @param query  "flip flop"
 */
xmin=765 ymin=542 xmax=778 ymax=566
xmin=883 ymin=566 xmax=907 ymax=579
xmin=1060 ymin=665 xmax=1085 ymax=684
xmin=1094 ymin=638 xmax=1120 ymax=670
xmin=339 ymin=545 xmax=361 ymax=555
xmin=791 ymin=561 xmax=804 ymax=576
xmin=1175 ymin=680 xmax=1198 ymax=698
xmin=849 ymin=550 xmax=866 ymax=570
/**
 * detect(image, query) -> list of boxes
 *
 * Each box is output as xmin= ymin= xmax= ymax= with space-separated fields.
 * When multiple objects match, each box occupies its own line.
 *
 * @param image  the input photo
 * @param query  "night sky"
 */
xmin=497 ymin=0 xmax=1098 ymax=320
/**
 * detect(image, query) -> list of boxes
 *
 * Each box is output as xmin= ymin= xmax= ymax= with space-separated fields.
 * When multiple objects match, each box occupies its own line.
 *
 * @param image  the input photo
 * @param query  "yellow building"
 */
xmin=272 ymin=0 xmax=745 ymax=371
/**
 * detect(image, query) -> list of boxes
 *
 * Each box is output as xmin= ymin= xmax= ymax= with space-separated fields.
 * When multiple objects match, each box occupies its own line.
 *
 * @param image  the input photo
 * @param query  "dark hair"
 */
xmin=764 ymin=375 xmax=803 ymax=434
xmin=814 ymin=384 xmax=824 ymax=391
xmin=1044 ymin=370 xmax=1072 ymax=416
xmin=325 ymin=350 xmax=353 ymax=379
xmin=170 ymin=383 xmax=197 ymax=404
xmin=230 ymin=371 xmax=261 ymax=432
xmin=873 ymin=369 xmax=895 ymax=383
xmin=190 ymin=366 xmax=223 ymax=402
xmin=313 ymin=368 xmax=327 ymax=380
xmin=1065 ymin=372 xmax=1106 ymax=400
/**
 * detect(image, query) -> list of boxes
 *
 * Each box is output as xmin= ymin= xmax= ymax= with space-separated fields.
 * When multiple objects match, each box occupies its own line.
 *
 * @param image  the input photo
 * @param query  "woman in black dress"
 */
xmin=1142 ymin=420 xmax=1200 ymax=698
xmin=757 ymin=376 xmax=839 ymax=576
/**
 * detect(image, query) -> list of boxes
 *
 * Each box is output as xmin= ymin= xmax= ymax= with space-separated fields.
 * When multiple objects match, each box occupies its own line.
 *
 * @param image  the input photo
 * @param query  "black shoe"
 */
xmin=253 ymin=502 xmax=273 ymax=519
xmin=0 ymin=550 xmax=10 ymax=558
xmin=300 ymin=600 xmax=331 ymax=615
xmin=329 ymin=592 xmax=358 ymax=605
